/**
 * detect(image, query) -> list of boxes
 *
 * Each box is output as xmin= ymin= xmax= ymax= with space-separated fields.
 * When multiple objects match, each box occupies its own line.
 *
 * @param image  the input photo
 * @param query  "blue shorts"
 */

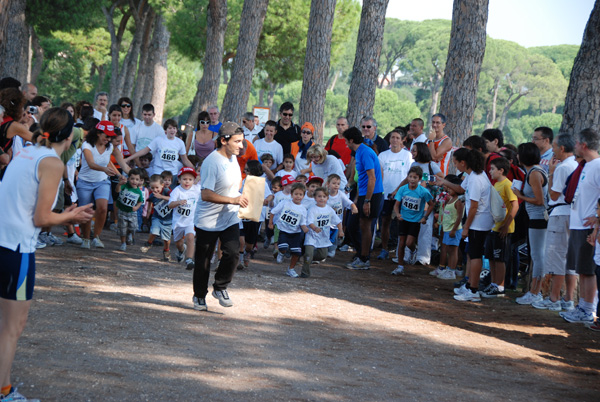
xmin=278 ymin=231 xmax=304 ymax=255
xmin=76 ymin=179 xmax=111 ymax=205
xmin=151 ymin=217 xmax=173 ymax=241
xmin=443 ymin=229 xmax=462 ymax=247
xmin=0 ymin=246 xmax=36 ymax=301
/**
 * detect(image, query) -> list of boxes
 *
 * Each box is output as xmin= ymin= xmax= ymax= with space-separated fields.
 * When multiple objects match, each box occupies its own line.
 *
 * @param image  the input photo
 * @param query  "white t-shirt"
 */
xmin=328 ymin=191 xmax=354 ymax=224
xmin=254 ymin=139 xmax=284 ymax=165
xmin=570 ymin=157 xmax=600 ymax=230
xmin=93 ymin=108 xmax=106 ymax=121
xmin=550 ymin=155 xmax=578 ymax=217
xmin=147 ymin=136 xmax=187 ymax=176
xmin=169 ymin=183 xmax=201 ymax=230
xmin=271 ymin=200 xmax=307 ymax=234
xmin=312 ymin=155 xmax=348 ymax=188
xmin=411 ymin=133 xmax=427 ymax=151
xmin=121 ymin=117 xmax=142 ymax=131
xmin=131 ymin=122 xmax=165 ymax=152
xmin=270 ymin=191 xmax=291 ymax=222
xmin=195 ymin=151 xmax=242 ymax=231
xmin=276 ymin=169 xmax=298 ymax=179
xmin=79 ymin=142 xmax=114 ymax=182
xmin=379 ymin=148 xmax=413 ymax=197
xmin=302 ymin=195 xmax=316 ymax=210
xmin=304 ymin=205 xmax=341 ymax=247
xmin=461 ymin=171 xmax=494 ymax=231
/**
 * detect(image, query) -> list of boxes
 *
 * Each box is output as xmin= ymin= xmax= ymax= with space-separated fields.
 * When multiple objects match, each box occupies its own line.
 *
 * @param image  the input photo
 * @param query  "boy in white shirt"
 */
xmin=302 ymin=176 xmax=322 ymax=210
xmin=275 ymin=154 xmax=298 ymax=179
xmin=326 ymin=173 xmax=357 ymax=257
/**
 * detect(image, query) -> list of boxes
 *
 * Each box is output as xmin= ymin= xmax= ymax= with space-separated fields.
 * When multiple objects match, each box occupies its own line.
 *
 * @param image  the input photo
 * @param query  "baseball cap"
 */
xmin=218 ymin=121 xmax=242 ymax=138
xmin=95 ymin=120 xmax=116 ymax=136
xmin=281 ymin=175 xmax=296 ymax=187
xmin=307 ymin=176 xmax=323 ymax=185
xmin=178 ymin=166 xmax=198 ymax=178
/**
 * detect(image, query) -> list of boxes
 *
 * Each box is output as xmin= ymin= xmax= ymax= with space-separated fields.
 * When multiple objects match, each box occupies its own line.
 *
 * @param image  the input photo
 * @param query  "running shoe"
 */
xmin=437 ymin=269 xmax=456 ymax=280
xmin=454 ymin=277 xmax=468 ymax=288
xmin=126 ymin=233 xmax=134 ymax=245
xmin=561 ymin=299 xmax=575 ymax=311
xmin=587 ymin=321 xmax=600 ymax=332
xmin=38 ymin=232 xmax=54 ymax=246
xmin=35 ymin=239 xmax=47 ymax=249
xmin=176 ymin=244 xmax=187 ymax=263
xmin=454 ymin=290 xmax=481 ymax=302
xmin=276 ymin=252 xmax=285 ymax=264
xmin=91 ymin=237 xmax=105 ymax=248
xmin=66 ymin=233 xmax=83 ymax=245
xmin=515 ymin=292 xmax=542 ymax=305
xmin=454 ymin=284 xmax=470 ymax=295
xmin=429 ymin=267 xmax=443 ymax=276
xmin=532 ymin=297 xmax=561 ymax=311
xmin=391 ymin=265 xmax=405 ymax=275
xmin=560 ymin=306 xmax=594 ymax=324
xmin=377 ymin=249 xmax=389 ymax=260
xmin=80 ymin=239 xmax=91 ymax=249
xmin=193 ymin=296 xmax=207 ymax=311
xmin=140 ymin=243 xmax=153 ymax=253
xmin=119 ymin=243 xmax=127 ymax=251
xmin=286 ymin=268 xmax=299 ymax=278
xmin=185 ymin=258 xmax=195 ymax=271
xmin=47 ymin=233 xmax=63 ymax=246
xmin=1 ymin=386 xmax=40 ymax=402
xmin=263 ymin=236 xmax=271 ymax=249
xmin=480 ymin=284 xmax=505 ymax=298
xmin=339 ymin=244 xmax=352 ymax=252
xmin=345 ymin=258 xmax=370 ymax=270
xmin=212 ymin=289 xmax=233 ymax=307
xmin=327 ymin=249 xmax=336 ymax=258
xmin=163 ymin=250 xmax=171 ymax=262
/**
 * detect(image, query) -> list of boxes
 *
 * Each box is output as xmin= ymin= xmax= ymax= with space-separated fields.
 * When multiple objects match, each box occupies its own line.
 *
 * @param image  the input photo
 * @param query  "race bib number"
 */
xmin=160 ymin=149 xmax=178 ymax=162
xmin=118 ymin=190 xmax=139 ymax=208
xmin=177 ymin=205 xmax=192 ymax=217
xmin=402 ymin=195 xmax=421 ymax=212
xmin=154 ymin=201 xmax=171 ymax=218
xmin=280 ymin=212 xmax=298 ymax=226
xmin=316 ymin=215 xmax=330 ymax=228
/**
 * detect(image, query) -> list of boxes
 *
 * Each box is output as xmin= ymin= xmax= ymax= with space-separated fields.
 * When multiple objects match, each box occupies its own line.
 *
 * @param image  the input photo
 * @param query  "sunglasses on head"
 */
xmin=282 ymin=112 xmax=293 ymax=117
xmin=120 ymin=104 xmax=131 ymax=108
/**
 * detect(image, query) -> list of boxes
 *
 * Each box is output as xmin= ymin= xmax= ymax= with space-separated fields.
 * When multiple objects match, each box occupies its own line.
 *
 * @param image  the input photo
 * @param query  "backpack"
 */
xmin=490 ymin=185 xmax=506 ymax=223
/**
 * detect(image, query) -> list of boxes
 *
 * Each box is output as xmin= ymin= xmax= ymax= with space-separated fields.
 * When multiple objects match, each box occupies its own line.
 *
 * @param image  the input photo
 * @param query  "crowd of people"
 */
xmin=0 ymin=77 xmax=599 ymax=401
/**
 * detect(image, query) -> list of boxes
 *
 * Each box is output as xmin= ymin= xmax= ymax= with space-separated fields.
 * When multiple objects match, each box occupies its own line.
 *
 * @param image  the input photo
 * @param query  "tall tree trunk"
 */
xmin=121 ymin=1 xmax=154 ymax=101
xmin=329 ymin=70 xmax=340 ymax=92
xmin=485 ymin=77 xmax=500 ymax=128
xmin=498 ymin=91 xmax=526 ymax=131
xmin=0 ymin=0 xmax=28 ymax=83
xmin=427 ymin=72 xmax=442 ymax=132
xmin=560 ymin=0 xmax=600 ymax=134
xmin=132 ymin=9 xmax=157 ymax=116
xmin=150 ymin=15 xmax=171 ymax=122
xmin=186 ymin=0 xmax=228 ymax=127
xmin=221 ymin=0 xmax=269 ymax=124
xmin=30 ymin=27 xmax=43 ymax=85
xmin=438 ymin=0 xmax=489 ymax=147
xmin=346 ymin=0 xmax=389 ymax=128
xmin=258 ymin=88 xmax=264 ymax=105
xmin=298 ymin=0 xmax=336 ymax=144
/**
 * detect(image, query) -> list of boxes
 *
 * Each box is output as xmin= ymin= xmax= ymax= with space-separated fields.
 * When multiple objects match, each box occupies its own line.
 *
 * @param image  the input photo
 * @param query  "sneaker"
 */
xmin=409 ymin=248 xmax=418 ymax=265
xmin=560 ymin=306 xmax=594 ymax=324
xmin=437 ymin=269 xmax=456 ymax=280
xmin=212 ymin=289 xmax=233 ymax=307
xmin=429 ymin=267 xmax=443 ymax=276
xmin=532 ymin=297 xmax=561 ymax=310
xmin=91 ymin=237 xmax=105 ymax=248
xmin=263 ymin=236 xmax=271 ymax=249
xmin=561 ymin=299 xmax=575 ymax=311
xmin=35 ymin=239 xmax=47 ymax=249
xmin=480 ymin=284 xmax=505 ymax=298
xmin=339 ymin=244 xmax=351 ymax=252
xmin=345 ymin=258 xmax=370 ymax=270
xmin=80 ymin=239 xmax=91 ymax=249
xmin=391 ymin=265 xmax=405 ymax=275
xmin=193 ymin=296 xmax=207 ymax=311
xmin=456 ymin=269 xmax=464 ymax=277
xmin=454 ymin=284 xmax=470 ymax=295
xmin=515 ymin=291 xmax=542 ymax=305
xmin=391 ymin=256 xmax=399 ymax=264
xmin=141 ymin=243 xmax=152 ymax=253
xmin=286 ymin=268 xmax=299 ymax=278
xmin=377 ymin=249 xmax=389 ymax=260
xmin=587 ymin=321 xmax=600 ymax=331
xmin=454 ymin=277 xmax=468 ymax=288
xmin=126 ymin=233 xmax=134 ymax=245
xmin=454 ymin=289 xmax=481 ymax=302
xmin=66 ymin=233 xmax=83 ymax=245
xmin=1 ymin=387 xmax=40 ymax=402
xmin=47 ymin=233 xmax=63 ymax=246
xmin=327 ymin=250 xmax=336 ymax=258
xmin=163 ymin=250 xmax=171 ymax=262
xmin=276 ymin=252 xmax=285 ymax=264
xmin=119 ymin=243 xmax=127 ymax=251
xmin=176 ymin=244 xmax=187 ymax=263
xmin=185 ymin=258 xmax=195 ymax=271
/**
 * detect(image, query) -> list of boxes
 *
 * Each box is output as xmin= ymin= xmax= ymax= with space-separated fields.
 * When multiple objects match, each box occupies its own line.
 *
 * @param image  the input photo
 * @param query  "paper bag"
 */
xmin=238 ymin=175 xmax=265 ymax=222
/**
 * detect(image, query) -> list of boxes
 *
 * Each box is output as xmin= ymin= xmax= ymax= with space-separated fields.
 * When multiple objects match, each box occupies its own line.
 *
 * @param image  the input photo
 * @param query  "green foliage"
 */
xmin=324 ymin=90 xmax=348 ymax=126
xmin=26 ymin=0 xmax=104 ymax=35
xmin=164 ymin=53 xmax=202 ymax=120
xmin=505 ymin=113 xmax=563 ymax=146
xmin=373 ymin=89 xmax=421 ymax=135
xmin=529 ymin=44 xmax=579 ymax=79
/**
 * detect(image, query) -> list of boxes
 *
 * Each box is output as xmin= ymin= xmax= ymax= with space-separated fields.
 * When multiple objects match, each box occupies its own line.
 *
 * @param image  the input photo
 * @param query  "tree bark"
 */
xmin=427 ymin=71 xmax=442 ymax=132
xmin=30 ymin=27 xmax=43 ymax=85
xmin=149 ymin=15 xmax=171 ymax=122
xmin=103 ymin=1 xmax=131 ymax=104
xmin=132 ymin=8 xmax=157 ymax=116
xmin=186 ymin=0 xmax=228 ymax=127
xmin=221 ymin=0 xmax=269 ymax=124
xmin=298 ymin=0 xmax=336 ymax=144
xmin=438 ymin=0 xmax=489 ymax=147
xmin=498 ymin=91 xmax=526 ymax=131
xmin=346 ymin=0 xmax=389 ymax=128
xmin=485 ymin=77 xmax=500 ymax=129
xmin=0 ymin=0 xmax=29 ymax=84
xmin=560 ymin=0 xmax=600 ymax=134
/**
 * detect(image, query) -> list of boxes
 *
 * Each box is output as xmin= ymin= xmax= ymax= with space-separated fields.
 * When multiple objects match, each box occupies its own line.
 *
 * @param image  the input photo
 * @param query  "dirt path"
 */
xmin=11 ymin=231 xmax=600 ymax=401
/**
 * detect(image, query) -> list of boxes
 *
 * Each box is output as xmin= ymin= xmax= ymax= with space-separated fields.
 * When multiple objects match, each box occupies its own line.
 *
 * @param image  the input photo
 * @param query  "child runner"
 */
xmin=169 ymin=167 xmax=201 ymax=270
xmin=269 ymin=175 xmax=294 ymax=257
xmin=275 ymin=154 xmax=298 ymax=179
xmin=391 ymin=166 xmax=434 ymax=275
xmin=269 ymin=182 xmax=309 ymax=277
xmin=260 ymin=153 xmax=276 ymax=181
xmin=161 ymin=170 xmax=173 ymax=190
xmin=435 ymin=175 xmax=464 ymax=280
xmin=141 ymin=174 xmax=173 ymax=261
xmin=302 ymin=187 xmax=343 ymax=278
xmin=326 ymin=173 xmax=358 ymax=258
xmin=115 ymin=168 xmax=144 ymax=251
xmin=263 ymin=177 xmax=282 ymax=249
xmin=302 ymin=176 xmax=323 ymax=209
xmin=295 ymin=174 xmax=308 ymax=185
xmin=481 ymin=157 xmax=518 ymax=297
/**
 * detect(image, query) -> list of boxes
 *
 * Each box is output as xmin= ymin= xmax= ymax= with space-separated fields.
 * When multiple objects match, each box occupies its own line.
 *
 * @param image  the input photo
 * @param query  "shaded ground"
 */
xmin=11 ymin=229 xmax=600 ymax=401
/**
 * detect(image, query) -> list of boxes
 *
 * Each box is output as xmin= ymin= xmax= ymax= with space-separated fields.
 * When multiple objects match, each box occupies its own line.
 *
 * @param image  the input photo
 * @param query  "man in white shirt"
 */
xmin=241 ymin=112 xmax=261 ymax=142
xmin=130 ymin=104 xmax=165 ymax=167
xmin=93 ymin=92 xmax=109 ymax=121
xmin=532 ymin=126 xmax=554 ymax=173
xmin=409 ymin=118 xmax=427 ymax=151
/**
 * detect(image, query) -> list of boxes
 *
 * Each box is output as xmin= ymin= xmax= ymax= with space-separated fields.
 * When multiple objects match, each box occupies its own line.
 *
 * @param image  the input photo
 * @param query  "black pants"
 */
xmin=193 ymin=224 xmax=240 ymax=298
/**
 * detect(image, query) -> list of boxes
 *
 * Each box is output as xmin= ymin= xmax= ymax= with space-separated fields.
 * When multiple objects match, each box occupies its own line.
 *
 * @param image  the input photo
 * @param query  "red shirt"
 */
xmin=325 ymin=135 xmax=352 ymax=166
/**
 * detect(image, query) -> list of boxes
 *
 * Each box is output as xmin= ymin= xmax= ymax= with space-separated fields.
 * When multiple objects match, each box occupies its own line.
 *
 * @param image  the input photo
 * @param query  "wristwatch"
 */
xmin=364 ymin=199 xmax=371 ymax=203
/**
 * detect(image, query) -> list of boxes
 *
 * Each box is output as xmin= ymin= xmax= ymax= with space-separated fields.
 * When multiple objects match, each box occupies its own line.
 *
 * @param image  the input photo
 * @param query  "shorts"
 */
xmin=357 ymin=192 xmax=384 ymax=219
xmin=467 ymin=229 xmax=489 ymax=260
xmin=0 ymin=246 xmax=35 ymax=301
xmin=544 ymin=215 xmax=569 ymax=276
xmin=566 ymin=228 xmax=595 ymax=275
xmin=242 ymin=220 xmax=261 ymax=245
xmin=380 ymin=199 xmax=395 ymax=217
xmin=173 ymin=225 xmax=195 ymax=242
xmin=278 ymin=231 xmax=304 ymax=255
xmin=118 ymin=210 xmax=138 ymax=237
xmin=151 ymin=217 xmax=172 ymax=241
xmin=442 ymin=229 xmax=463 ymax=247
xmin=76 ymin=179 xmax=111 ymax=206
xmin=398 ymin=219 xmax=421 ymax=238
xmin=484 ymin=231 xmax=511 ymax=261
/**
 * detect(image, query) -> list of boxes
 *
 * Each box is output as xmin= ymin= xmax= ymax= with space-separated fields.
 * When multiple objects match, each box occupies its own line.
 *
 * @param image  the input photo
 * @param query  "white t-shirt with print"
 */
xmin=148 ymin=136 xmax=187 ymax=176
xmin=461 ymin=171 xmax=494 ymax=231
xmin=304 ymin=205 xmax=341 ymax=247
xmin=271 ymin=200 xmax=307 ymax=234
xmin=79 ymin=142 xmax=114 ymax=182
xmin=570 ymin=157 xmax=600 ymax=230
xmin=169 ymin=183 xmax=201 ymax=230
xmin=131 ymin=122 xmax=165 ymax=152
xmin=254 ymin=139 xmax=284 ymax=165
xmin=378 ymin=148 xmax=413 ymax=197
xmin=327 ymin=191 xmax=354 ymax=224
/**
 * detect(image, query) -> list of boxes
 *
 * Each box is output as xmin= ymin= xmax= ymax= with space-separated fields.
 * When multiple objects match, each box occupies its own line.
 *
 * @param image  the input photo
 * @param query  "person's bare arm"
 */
xmin=201 ymin=188 xmax=248 ymax=207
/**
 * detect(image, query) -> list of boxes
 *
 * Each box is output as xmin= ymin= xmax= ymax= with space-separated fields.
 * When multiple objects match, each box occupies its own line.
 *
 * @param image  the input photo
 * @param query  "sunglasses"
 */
xmin=282 ymin=113 xmax=293 ymax=117
xmin=199 ymin=120 xmax=210 ymax=124
xmin=362 ymin=125 xmax=372 ymax=129
xmin=120 ymin=104 xmax=132 ymax=108
xmin=301 ymin=130 xmax=312 ymax=134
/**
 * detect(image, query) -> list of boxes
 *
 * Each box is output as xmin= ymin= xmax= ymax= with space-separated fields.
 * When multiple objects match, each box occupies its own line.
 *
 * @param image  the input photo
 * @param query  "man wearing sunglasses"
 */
xmin=360 ymin=116 xmax=388 ymax=154
xmin=257 ymin=102 xmax=301 ymax=158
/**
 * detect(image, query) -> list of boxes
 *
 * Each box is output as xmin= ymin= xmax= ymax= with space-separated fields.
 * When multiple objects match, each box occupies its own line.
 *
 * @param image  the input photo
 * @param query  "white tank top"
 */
xmin=0 ymin=145 xmax=60 ymax=253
